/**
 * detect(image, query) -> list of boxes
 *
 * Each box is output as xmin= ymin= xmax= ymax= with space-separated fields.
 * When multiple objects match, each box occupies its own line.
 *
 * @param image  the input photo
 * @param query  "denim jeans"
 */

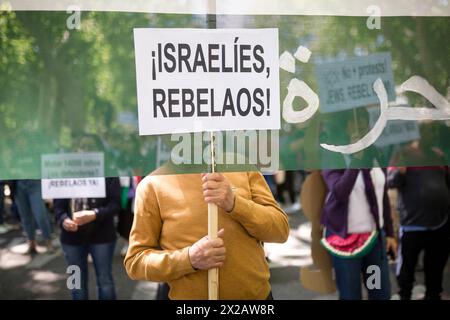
xmin=15 ymin=180 xmax=52 ymax=240
xmin=330 ymin=231 xmax=391 ymax=300
xmin=62 ymin=241 xmax=117 ymax=300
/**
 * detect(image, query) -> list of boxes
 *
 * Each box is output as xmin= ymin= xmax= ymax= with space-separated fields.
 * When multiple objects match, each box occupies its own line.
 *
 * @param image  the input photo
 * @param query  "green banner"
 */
xmin=0 ymin=10 xmax=449 ymax=179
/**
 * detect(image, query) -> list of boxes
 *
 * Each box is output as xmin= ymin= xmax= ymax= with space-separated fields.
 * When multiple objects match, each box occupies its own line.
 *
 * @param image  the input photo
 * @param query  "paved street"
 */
xmin=1 ymin=208 xmax=449 ymax=300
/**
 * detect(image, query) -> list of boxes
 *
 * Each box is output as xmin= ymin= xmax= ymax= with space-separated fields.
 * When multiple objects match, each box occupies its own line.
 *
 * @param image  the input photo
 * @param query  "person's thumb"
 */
xmin=217 ymin=228 xmax=225 ymax=238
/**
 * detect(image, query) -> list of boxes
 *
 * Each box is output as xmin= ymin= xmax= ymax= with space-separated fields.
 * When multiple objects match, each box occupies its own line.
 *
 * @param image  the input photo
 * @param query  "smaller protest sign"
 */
xmin=41 ymin=153 xmax=105 ymax=199
xmin=42 ymin=178 xmax=106 ymax=199
xmin=316 ymin=52 xmax=395 ymax=113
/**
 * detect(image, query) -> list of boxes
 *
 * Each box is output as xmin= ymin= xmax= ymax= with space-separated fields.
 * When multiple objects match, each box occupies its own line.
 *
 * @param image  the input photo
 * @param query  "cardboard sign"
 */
xmin=133 ymin=28 xmax=280 ymax=135
xmin=41 ymin=153 xmax=106 ymax=199
xmin=316 ymin=52 xmax=395 ymax=113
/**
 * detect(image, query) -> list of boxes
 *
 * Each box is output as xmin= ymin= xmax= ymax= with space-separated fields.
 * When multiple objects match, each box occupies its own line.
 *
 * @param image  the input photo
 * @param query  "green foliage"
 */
xmin=0 ymin=12 xmax=448 ymax=178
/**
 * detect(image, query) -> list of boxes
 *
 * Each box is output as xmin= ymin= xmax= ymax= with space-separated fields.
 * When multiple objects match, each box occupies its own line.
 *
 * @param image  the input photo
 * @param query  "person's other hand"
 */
xmin=202 ymin=173 xmax=235 ymax=212
xmin=188 ymin=229 xmax=226 ymax=270
xmin=62 ymin=217 xmax=78 ymax=232
xmin=72 ymin=210 xmax=96 ymax=226
xmin=386 ymin=237 xmax=398 ymax=259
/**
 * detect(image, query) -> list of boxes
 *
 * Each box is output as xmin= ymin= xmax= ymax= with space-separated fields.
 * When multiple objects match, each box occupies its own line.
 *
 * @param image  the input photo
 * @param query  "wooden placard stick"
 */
xmin=208 ymin=131 xmax=219 ymax=300
xmin=206 ymin=0 xmax=218 ymax=300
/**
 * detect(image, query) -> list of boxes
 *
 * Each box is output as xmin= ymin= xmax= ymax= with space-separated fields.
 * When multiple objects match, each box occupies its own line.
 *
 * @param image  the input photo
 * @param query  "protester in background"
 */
xmin=15 ymin=179 xmax=54 ymax=254
xmin=275 ymin=171 xmax=297 ymax=207
xmin=388 ymin=123 xmax=450 ymax=300
xmin=273 ymin=171 xmax=302 ymax=214
xmin=321 ymin=165 xmax=396 ymax=300
xmin=125 ymin=171 xmax=289 ymax=299
xmin=156 ymin=282 xmax=170 ymax=300
xmin=263 ymin=173 xmax=277 ymax=197
xmin=54 ymin=177 xmax=120 ymax=300
xmin=54 ymin=133 xmax=121 ymax=300
xmin=388 ymin=166 xmax=450 ymax=300
xmin=117 ymin=176 xmax=141 ymax=257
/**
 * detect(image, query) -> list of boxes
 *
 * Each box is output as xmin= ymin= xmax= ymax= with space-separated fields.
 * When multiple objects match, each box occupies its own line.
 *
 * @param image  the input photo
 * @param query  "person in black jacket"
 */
xmin=55 ymin=178 xmax=121 ymax=300
xmin=388 ymin=130 xmax=450 ymax=300
xmin=388 ymin=165 xmax=450 ymax=300
xmin=54 ymin=134 xmax=121 ymax=300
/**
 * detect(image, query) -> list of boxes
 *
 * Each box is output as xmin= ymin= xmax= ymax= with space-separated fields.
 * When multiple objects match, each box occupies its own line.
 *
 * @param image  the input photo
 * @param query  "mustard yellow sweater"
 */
xmin=124 ymin=171 xmax=289 ymax=300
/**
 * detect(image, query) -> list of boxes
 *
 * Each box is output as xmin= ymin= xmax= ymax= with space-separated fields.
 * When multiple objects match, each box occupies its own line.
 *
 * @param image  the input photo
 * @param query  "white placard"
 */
xmin=42 ymin=178 xmax=106 ymax=199
xmin=41 ymin=152 xmax=104 ymax=178
xmin=134 ymin=28 xmax=280 ymax=135
xmin=41 ymin=153 xmax=106 ymax=199
xmin=316 ymin=52 xmax=395 ymax=113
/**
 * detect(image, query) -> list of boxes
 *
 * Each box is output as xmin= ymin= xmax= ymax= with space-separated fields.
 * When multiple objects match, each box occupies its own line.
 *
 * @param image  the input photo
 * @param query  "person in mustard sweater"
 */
xmin=124 ymin=171 xmax=289 ymax=299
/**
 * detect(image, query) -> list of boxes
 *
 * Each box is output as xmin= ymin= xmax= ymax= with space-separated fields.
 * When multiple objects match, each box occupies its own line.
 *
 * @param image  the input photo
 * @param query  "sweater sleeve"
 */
xmin=227 ymin=172 xmax=289 ymax=243
xmin=95 ymin=177 xmax=121 ymax=223
xmin=124 ymin=178 xmax=196 ymax=283
xmin=322 ymin=169 xmax=359 ymax=202
xmin=54 ymin=199 xmax=70 ymax=228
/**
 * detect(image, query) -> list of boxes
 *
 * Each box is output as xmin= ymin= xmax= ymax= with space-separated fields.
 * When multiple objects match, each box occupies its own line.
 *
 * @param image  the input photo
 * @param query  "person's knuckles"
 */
xmin=204 ymin=190 xmax=219 ymax=197
xmin=200 ymin=251 xmax=209 ymax=260
xmin=201 ymin=242 xmax=210 ymax=252
xmin=205 ymin=243 xmax=214 ymax=251
xmin=203 ymin=181 xmax=218 ymax=190
xmin=208 ymin=173 xmax=217 ymax=180
xmin=209 ymin=173 xmax=223 ymax=182
xmin=210 ymin=248 xmax=224 ymax=256
xmin=211 ymin=238 xmax=224 ymax=247
xmin=204 ymin=247 xmax=216 ymax=257
xmin=212 ymin=254 xmax=225 ymax=262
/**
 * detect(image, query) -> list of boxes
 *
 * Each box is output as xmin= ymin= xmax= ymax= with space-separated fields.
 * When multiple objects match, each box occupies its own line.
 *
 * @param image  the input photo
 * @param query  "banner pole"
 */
xmin=207 ymin=0 xmax=219 ymax=301
xmin=208 ymin=131 xmax=219 ymax=300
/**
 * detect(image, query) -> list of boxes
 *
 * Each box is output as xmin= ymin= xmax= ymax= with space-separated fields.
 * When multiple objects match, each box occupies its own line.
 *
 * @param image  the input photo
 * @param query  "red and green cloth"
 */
xmin=321 ymin=230 xmax=378 ymax=259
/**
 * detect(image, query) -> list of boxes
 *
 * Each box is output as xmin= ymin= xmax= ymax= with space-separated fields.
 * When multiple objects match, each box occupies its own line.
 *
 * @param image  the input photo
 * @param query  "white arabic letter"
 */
xmin=282 ymin=78 xmax=319 ymax=123
xmin=320 ymin=78 xmax=388 ymax=154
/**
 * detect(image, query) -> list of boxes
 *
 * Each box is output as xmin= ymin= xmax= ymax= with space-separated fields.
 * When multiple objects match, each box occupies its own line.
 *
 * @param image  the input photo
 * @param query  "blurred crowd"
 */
xmin=0 ymin=164 xmax=449 ymax=300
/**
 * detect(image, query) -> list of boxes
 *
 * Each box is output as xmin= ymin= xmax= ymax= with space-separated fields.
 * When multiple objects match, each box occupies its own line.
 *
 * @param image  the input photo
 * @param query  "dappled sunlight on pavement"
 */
xmin=0 ymin=210 xmax=449 ymax=300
